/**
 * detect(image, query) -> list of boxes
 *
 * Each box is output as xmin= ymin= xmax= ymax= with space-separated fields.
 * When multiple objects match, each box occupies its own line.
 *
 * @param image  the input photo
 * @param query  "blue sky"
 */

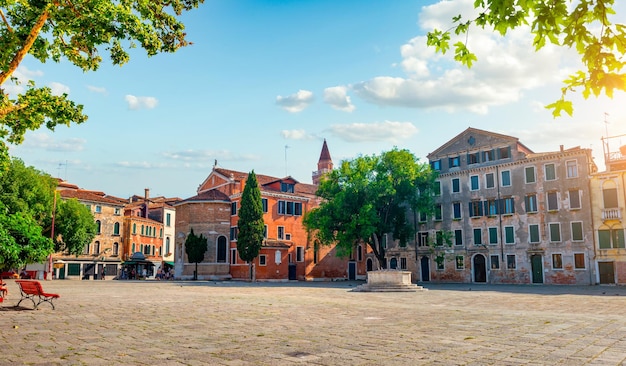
xmin=8 ymin=0 xmax=626 ymax=199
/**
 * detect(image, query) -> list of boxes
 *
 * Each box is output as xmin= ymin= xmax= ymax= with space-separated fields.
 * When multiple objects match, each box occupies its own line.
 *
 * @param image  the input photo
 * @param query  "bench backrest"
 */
xmin=16 ymin=280 xmax=44 ymax=295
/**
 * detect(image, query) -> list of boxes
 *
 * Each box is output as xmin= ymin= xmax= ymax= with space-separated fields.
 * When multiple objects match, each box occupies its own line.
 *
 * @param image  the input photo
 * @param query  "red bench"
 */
xmin=15 ymin=280 xmax=60 ymax=310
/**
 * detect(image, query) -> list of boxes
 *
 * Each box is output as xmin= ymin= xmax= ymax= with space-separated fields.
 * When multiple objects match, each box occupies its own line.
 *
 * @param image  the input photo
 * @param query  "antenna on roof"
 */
xmin=284 ymin=145 xmax=290 ymax=176
xmin=57 ymin=160 xmax=68 ymax=181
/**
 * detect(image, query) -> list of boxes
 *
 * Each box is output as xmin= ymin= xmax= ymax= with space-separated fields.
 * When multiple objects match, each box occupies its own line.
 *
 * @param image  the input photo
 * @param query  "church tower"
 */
xmin=312 ymin=139 xmax=334 ymax=185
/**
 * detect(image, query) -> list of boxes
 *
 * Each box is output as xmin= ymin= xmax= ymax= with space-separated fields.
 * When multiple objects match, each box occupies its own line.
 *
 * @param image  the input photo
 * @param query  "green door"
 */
xmin=598 ymin=262 xmax=615 ymax=284
xmin=531 ymin=255 xmax=543 ymax=283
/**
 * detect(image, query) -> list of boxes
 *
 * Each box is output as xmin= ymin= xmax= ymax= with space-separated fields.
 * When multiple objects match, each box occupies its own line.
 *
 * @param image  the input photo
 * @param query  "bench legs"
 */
xmin=16 ymin=294 xmax=56 ymax=310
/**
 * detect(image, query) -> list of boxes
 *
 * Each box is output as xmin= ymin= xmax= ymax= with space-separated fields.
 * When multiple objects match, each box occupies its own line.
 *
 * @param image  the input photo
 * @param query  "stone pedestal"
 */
xmin=352 ymin=270 xmax=426 ymax=292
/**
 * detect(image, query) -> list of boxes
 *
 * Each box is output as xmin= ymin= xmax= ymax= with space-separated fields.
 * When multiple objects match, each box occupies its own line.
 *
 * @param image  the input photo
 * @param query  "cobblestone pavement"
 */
xmin=1 ymin=280 xmax=626 ymax=365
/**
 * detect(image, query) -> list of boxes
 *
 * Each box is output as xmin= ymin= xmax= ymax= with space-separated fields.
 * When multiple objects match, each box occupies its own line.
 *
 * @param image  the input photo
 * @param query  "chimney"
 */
xmin=144 ymin=188 xmax=150 ymax=200
xmin=560 ymin=145 xmax=564 ymax=152
xmin=144 ymin=188 xmax=150 ymax=218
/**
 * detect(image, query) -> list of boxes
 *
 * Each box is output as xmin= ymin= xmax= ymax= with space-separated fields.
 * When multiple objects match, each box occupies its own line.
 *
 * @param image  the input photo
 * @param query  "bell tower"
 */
xmin=312 ymin=139 xmax=334 ymax=185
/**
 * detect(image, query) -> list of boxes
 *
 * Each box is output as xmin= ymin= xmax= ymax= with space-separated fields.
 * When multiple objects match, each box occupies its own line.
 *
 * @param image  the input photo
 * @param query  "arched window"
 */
xmin=390 ymin=257 xmax=398 ymax=269
xmin=95 ymin=220 xmax=101 ymax=234
xmin=94 ymin=241 xmax=100 ymax=254
xmin=113 ymin=222 xmax=120 ymax=235
xmin=217 ymin=236 xmax=227 ymax=263
xmin=133 ymin=223 xmax=136 ymax=234
xmin=113 ymin=242 xmax=119 ymax=256
xmin=357 ymin=245 xmax=363 ymax=261
xmin=165 ymin=237 xmax=171 ymax=256
xmin=132 ymin=243 xmax=136 ymax=253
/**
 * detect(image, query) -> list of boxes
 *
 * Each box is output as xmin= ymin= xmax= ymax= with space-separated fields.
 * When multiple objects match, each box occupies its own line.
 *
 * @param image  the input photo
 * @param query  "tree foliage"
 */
xmin=237 ymin=171 xmax=264 ymax=280
xmin=184 ymin=228 xmax=207 ymax=280
xmin=426 ymin=0 xmax=626 ymax=117
xmin=0 ymin=0 xmax=204 ymax=169
xmin=304 ymin=148 xmax=437 ymax=269
xmin=54 ymin=197 xmax=97 ymax=256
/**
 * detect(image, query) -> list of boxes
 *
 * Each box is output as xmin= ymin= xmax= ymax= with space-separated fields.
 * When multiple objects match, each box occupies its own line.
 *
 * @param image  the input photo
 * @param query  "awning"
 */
xmin=163 ymin=261 xmax=175 ymax=266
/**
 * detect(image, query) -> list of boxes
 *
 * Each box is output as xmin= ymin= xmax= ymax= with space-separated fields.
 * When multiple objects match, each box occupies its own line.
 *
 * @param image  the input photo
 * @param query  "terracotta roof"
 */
xmin=176 ymin=189 xmax=231 ymax=205
xmin=59 ymin=190 xmax=124 ymax=205
xmin=213 ymin=168 xmax=318 ymax=196
xmin=262 ymin=240 xmax=291 ymax=248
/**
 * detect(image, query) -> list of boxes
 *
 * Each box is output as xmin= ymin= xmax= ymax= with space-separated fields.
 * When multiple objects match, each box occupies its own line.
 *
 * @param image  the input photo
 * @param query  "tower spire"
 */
xmin=312 ymin=139 xmax=333 ymax=185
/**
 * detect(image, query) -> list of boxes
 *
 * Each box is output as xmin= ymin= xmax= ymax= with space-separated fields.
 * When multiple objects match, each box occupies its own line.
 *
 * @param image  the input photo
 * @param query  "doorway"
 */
xmin=531 ymin=254 xmax=544 ymax=284
xmin=598 ymin=262 xmax=615 ymax=284
xmin=420 ymin=256 xmax=430 ymax=282
xmin=473 ymin=254 xmax=487 ymax=283
xmin=348 ymin=261 xmax=356 ymax=280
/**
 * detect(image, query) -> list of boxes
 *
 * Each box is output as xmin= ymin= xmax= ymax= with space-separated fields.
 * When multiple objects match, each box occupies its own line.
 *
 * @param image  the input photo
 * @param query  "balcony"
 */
xmin=602 ymin=208 xmax=622 ymax=221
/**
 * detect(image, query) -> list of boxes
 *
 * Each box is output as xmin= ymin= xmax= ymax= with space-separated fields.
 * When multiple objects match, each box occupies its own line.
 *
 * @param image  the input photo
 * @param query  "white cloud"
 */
xmin=276 ymin=90 xmax=314 ymax=113
xmin=87 ymin=85 xmax=107 ymax=94
xmin=49 ymin=82 xmax=70 ymax=96
xmin=21 ymin=133 xmax=86 ymax=152
xmin=323 ymin=86 xmax=355 ymax=112
xmin=351 ymin=0 xmax=566 ymax=114
xmin=329 ymin=121 xmax=418 ymax=143
xmin=3 ymin=66 xmax=45 ymax=96
xmin=125 ymin=95 xmax=158 ymax=110
xmin=281 ymin=129 xmax=317 ymax=140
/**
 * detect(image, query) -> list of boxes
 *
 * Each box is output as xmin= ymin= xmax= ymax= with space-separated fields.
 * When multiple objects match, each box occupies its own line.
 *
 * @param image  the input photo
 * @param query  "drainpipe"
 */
xmin=496 ymin=165 xmax=504 ymax=263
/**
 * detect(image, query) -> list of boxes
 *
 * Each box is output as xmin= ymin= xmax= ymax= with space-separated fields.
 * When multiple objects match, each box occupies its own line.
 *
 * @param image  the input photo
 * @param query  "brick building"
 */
xmin=399 ymin=127 xmax=597 ymax=284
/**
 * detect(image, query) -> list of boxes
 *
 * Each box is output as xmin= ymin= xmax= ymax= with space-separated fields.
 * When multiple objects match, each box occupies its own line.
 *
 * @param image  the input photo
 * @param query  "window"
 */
xmin=574 ymin=253 xmax=585 ymax=269
xmin=435 ymin=231 xmax=444 ymax=246
xmin=430 ymin=160 xmax=441 ymax=170
xmin=452 ymin=202 xmax=462 ymax=219
xmin=285 ymin=233 xmax=291 ymax=241
xmin=113 ymin=242 xmax=119 ymax=256
xmin=483 ymin=150 xmax=495 ymax=162
xmin=449 ymin=156 xmax=460 ymax=168
xmin=549 ymin=223 xmax=561 ymax=242
xmin=281 ymin=182 xmax=295 ymax=193
xmin=278 ymin=200 xmax=302 ymax=216
xmin=436 ymin=259 xmax=444 ymax=270
xmin=277 ymin=226 xmax=285 ymax=240
xmin=525 ymin=194 xmax=538 ymax=213
xmin=95 ymin=205 xmax=102 ymax=213
xmin=547 ymin=191 xmax=559 ymax=211
xmin=262 ymin=198 xmax=268 ymax=213
xmin=470 ymin=175 xmax=479 ymax=190
xmin=529 ymin=224 xmax=540 ymax=243
xmin=132 ymin=223 xmax=136 ymax=234
xmin=296 ymin=246 xmax=304 ymax=262
xmin=452 ymin=178 xmax=460 ymax=193
xmin=569 ymin=189 xmax=581 ymax=209
xmin=498 ymin=147 xmax=510 ymax=159
xmin=230 ymin=226 xmax=238 ymax=241
xmin=230 ymin=248 xmax=237 ymax=264
xmin=545 ymin=163 xmax=556 ymax=180
xmin=501 ymin=170 xmax=511 ymax=187
xmin=491 ymin=255 xmax=500 ymax=269
xmin=473 ymin=228 xmax=482 ymax=245
xmin=259 ymin=255 xmax=267 ymax=266
xmin=418 ymin=232 xmax=429 ymax=247
xmin=599 ymin=229 xmax=626 ymax=249
xmin=159 ymin=228 xmax=163 ymax=238
xmin=468 ymin=152 xmax=480 ymax=164
xmin=525 ymin=166 xmax=536 ymax=184
xmin=455 ymin=256 xmax=464 ymax=270
xmin=485 ymin=173 xmax=495 ymax=189
xmin=566 ymin=160 xmax=578 ymax=178
xmin=502 ymin=197 xmax=515 ymax=214
xmin=489 ymin=227 xmax=498 ymax=244
xmin=469 ymin=200 xmax=483 ymax=217
xmin=506 ymin=255 xmax=516 ymax=269
xmin=400 ymin=257 xmax=407 ymax=270
xmin=94 ymin=241 xmax=100 ymax=254
xmin=552 ymin=254 xmax=563 ymax=269
xmin=454 ymin=229 xmax=463 ymax=246
xmin=114 ymin=208 xmax=121 ymax=215
xmin=434 ymin=181 xmax=441 ymax=196
xmin=113 ymin=222 xmax=120 ymax=235
xmin=487 ymin=199 xmax=498 ymax=216
xmin=141 ymin=225 xmax=144 ymax=236
xmin=165 ymin=237 xmax=171 ymax=256
xmin=504 ymin=226 xmax=515 ymax=244
xmin=571 ymin=222 xmax=583 ymax=241
xmin=418 ymin=211 xmax=427 ymax=222
xmin=263 ymin=225 xmax=268 ymax=238
xmin=603 ymin=188 xmax=618 ymax=208
xmin=357 ymin=245 xmax=363 ymax=261
xmin=231 ymin=202 xmax=237 ymax=215
xmin=96 ymin=220 xmax=101 ymax=234
xmin=166 ymin=213 xmax=171 ymax=227
xmin=434 ymin=204 xmax=442 ymax=221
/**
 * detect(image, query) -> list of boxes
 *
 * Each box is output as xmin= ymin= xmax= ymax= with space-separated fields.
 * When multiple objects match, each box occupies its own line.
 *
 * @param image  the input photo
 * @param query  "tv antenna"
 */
xmin=57 ymin=160 xmax=68 ymax=181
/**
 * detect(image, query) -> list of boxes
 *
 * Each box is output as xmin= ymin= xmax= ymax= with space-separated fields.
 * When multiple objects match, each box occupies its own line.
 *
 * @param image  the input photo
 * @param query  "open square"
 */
xmin=1 ymin=280 xmax=626 ymax=365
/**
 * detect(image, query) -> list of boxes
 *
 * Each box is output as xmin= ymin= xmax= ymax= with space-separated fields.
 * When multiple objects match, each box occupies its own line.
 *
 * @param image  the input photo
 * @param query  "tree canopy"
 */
xmin=426 ymin=0 xmax=626 ymax=117
xmin=54 ymin=197 xmax=97 ymax=256
xmin=184 ymin=228 xmax=207 ymax=280
xmin=304 ymin=148 xmax=437 ymax=269
xmin=237 ymin=171 xmax=264 ymax=280
xmin=0 ymin=0 xmax=204 ymax=169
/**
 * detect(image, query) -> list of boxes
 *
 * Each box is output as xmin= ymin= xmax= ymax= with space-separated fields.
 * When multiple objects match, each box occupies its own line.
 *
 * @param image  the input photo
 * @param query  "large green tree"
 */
xmin=426 ymin=0 xmax=626 ymax=117
xmin=184 ymin=228 xmax=207 ymax=280
xmin=0 ymin=0 xmax=204 ymax=169
xmin=54 ymin=197 xmax=97 ymax=255
xmin=304 ymin=148 xmax=437 ymax=269
xmin=236 ymin=171 xmax=264 ymax=281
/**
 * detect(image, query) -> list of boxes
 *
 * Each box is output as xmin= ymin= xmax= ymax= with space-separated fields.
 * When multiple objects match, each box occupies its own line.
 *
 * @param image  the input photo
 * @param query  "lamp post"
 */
xmin=47 ymin=191 xmax=57 ymax=280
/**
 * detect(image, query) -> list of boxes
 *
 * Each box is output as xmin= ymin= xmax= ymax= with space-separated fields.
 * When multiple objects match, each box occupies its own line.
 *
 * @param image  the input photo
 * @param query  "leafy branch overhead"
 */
xmin=426 ymin=0 xmax=626 ymax=117
xmin=0 ymin=0 xmax=204 ymax=169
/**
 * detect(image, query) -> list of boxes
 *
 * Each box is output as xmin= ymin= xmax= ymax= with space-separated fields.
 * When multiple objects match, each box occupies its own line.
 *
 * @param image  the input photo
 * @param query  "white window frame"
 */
xmin=485 ymin=172 xmax=495 ymax=189
xmin=504 ymin=225 xmax=515 ymax=244
xmin=470 ymin=175 xmax=480 ymax=191
xmin=500 ymin=170 xmax=511 ymax=187
xmin=566 ymin=159 xmax=578 ymax=178
xmin=569 ymin=189 xmax=581 ymax=210
xmin=259 ymin=255 xmax=267 ymax=266
xmin=277 ymin=226 xmax=285 ymax=240
xmin=451 ymin=178 xmax=460 ymax=193
xmin=529 ymin=224 xmax=541 ymax=243
xmin=547 ymin=191 xmax=559 ymax=211
xmin=552 ymin=253 xmax=563 ymax=269
xmin=574 ymin=253 xmax=586 ymax=269
xmin=549 ymin=222 xmax=562 ymax=243
xmin=571 ymin=221 xmax=584 ymax=242
xmin=525 ymin=166 xmax=536 ymax=184
xmin=544 ymin=163 xmax=557 ymax=181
